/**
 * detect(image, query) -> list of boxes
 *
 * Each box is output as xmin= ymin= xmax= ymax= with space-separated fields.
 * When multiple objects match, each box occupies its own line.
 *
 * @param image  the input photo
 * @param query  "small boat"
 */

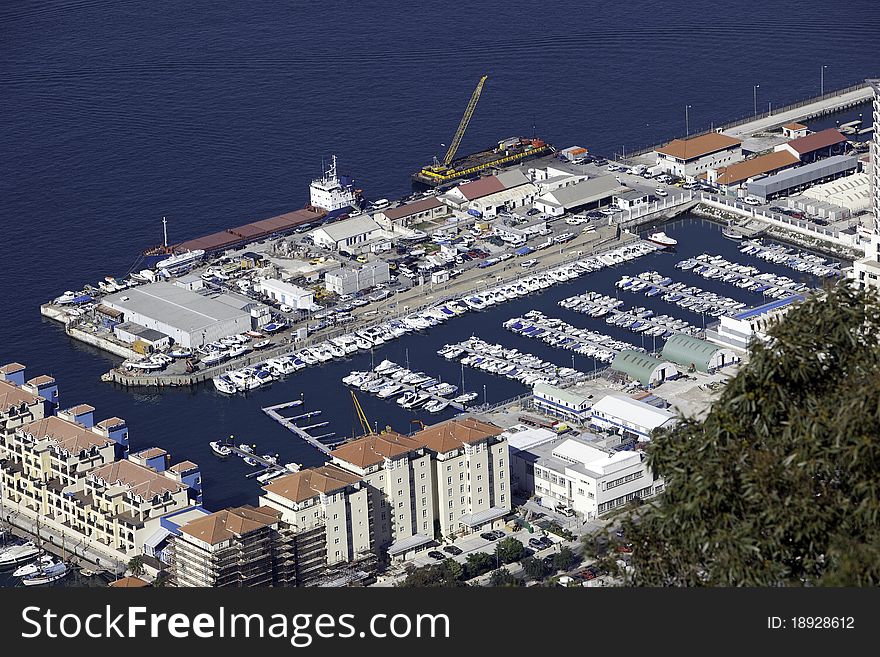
xmin=169 ymin=348 xmax=193 ymax=358
xmin=22 ymin=561 xmax=68 ymax=586
xmin=0 ymin=541 xmax=40 ymax=568
xmin=13 ymin=555 xmax=56 ymax=578
xmin=243 ymin=456 xmax=260 ymax=467
xmin=453 ymin=392 xmax=479 ymax=404
xmin=423 ymin=399 xmax=450 ymax=413
xmin=722 ymin=226 xmax=743 ymax=240
xmin=646 ymin=231 xmax=677 ymax=248
xmin=238 ymin=443 xmax=254 ymax=454
xmin=253 ymin=339 xmax=271 ymax=349
xmin=209 ymin=440 xmax=232 ymax=457
xmin=212 ymin=376 xmax=237 ymax=394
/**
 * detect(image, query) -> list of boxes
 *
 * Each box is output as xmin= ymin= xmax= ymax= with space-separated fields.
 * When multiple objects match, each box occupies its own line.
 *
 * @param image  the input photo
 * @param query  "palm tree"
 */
xmin=128 ymin=555 xmax=145 ymax=578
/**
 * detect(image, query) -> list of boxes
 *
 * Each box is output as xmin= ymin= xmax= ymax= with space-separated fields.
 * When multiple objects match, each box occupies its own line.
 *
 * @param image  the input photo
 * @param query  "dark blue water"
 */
xmin=1 ymin=1 xmax=878 ymax=510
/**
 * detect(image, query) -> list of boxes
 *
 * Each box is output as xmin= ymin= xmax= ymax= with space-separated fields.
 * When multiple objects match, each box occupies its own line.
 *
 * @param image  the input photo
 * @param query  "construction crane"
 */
xmin=351 ymin=391 xmax=375 ymax=436
xmin=432 ymin=75 xmax=488 ymax=172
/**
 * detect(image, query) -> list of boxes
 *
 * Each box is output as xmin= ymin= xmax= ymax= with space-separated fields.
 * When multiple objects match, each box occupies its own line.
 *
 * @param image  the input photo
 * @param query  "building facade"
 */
xmin=532 ymin=382 xmax=590 ymax=425
xmin=654 ymin=133 xmax=743 ymax=178
xmin=324 ymin=260 xmax=390 ymax=296
xmin=258 ymin=278 xmax=315 ymax=310
xmin=588 ymin=394 xmax=677 ymax=442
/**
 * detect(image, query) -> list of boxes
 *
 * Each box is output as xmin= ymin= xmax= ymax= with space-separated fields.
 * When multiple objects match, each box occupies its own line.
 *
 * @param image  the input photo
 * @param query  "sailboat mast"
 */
xmin=162 ymin=216 xmax=168 ymax=248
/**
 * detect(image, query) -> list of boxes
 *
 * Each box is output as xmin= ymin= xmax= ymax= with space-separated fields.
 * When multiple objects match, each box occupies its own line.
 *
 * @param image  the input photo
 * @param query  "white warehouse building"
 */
xmin=325 ymin=260 xmax=390 ymax=296
xmin=589 ymin=394 xmax=677 ymax=442
xmin=257 ymin=278 xmax=315 ymax=310
xmin=102 ymin=282 xmax=255 ymax=348
xmin=510 ymin=431 xmax=663 ymax=520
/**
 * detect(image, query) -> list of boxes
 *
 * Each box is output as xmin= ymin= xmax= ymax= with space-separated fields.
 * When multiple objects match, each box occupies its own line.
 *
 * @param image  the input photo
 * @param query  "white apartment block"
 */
xmin=260 ymin=463 xmax=373 ymax=583
xmin=328 ymin=432 xmax=436 ymax=559
xmin=511 ymin=432 xmax=663 ymax=520
xmin=415 ymin=418 xmax=510 ymax=540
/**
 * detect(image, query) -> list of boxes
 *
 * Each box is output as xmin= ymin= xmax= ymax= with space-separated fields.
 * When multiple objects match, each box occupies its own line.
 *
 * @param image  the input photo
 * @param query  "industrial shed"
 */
xmin=610 ymin=350 xmax=679 ymax=386
xmin=746 ymin=155 xmax=858 ymax=201
xmin=661 ymin=334 xmax=738 ymax=373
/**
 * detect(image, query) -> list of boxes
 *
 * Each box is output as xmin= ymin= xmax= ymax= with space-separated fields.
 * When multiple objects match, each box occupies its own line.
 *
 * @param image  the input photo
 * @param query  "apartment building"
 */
xmin=259 ymin=464 xmax=374 ymax=585
xmin=328 ymin=432 xmax=436 ymax=559
xmin=413 ymin=418 xmax=510 ymax=539
xmin=0 ymin=364 xmax=199 ymax=567
xmin=172 ymin=505 xmax=289 ymax=587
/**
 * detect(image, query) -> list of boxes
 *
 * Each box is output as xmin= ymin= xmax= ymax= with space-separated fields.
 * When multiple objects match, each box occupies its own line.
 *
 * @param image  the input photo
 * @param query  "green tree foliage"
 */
xmin=495 ymin=537 xmax=526 ymax=564
xmin=464 ymin=552 xmax=496 ymax=579
xmin=398 ymin=561 xmax=467 ymax=588
xmin=553 ymin=546 xmax=578 ymax=572
xmin=127 ymin=556 xmax=144 ymax=578
xmin=626 ymin=285 xmax=880 ymax=586
xmin=488 ymin=568 xmax=520 ymax=587
xmin=521 ymin=556 xmax=546 ymax=580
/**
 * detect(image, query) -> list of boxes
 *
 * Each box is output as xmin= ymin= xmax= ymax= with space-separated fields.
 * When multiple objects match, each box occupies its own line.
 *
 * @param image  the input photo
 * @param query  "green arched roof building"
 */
xmin=661 ymin=334 xmax=738 ymax=373
xmin=610 ymin=350 xmax=679 ymax=386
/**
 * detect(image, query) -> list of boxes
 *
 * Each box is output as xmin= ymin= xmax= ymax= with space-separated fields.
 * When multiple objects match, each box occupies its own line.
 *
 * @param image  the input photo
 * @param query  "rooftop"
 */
xmin=533 ymin=381 xmax=590 ymax=408
xmin=26 ymin=375 xmax=55 ymax=387
xmin=714 ymin=150 xmax=799 ymax=185
xmin=782 ymin=122 xmax=808 ymax=131
xmin=655 ymin=133 xmax=742 ymax=161
xmin=590 ymin=394 xmax=677 ymax=431
xmin=313 ymin=215 xmax=381 ymax=241
xmin=330 ymin=431 xmax=424 ymax=469
xmin=103 ymin=282 xmax=251 ymax=333
xmin=96 ymin=416 xmax=126 ymax=430
xmin=733 ymin=294 xmax=805 ymax=320
xmin=90 ymin=459 xmax=187 ymax=497
xmin=537 ymin=175 xmax=626 ymax=208
xmin=457 ymin=176 xmax=505 ymax=201
xmin=109 ymin=576 xmax=149 ymax=588
xmin=133 ymin=447 xmax=167 ymax=460
xmin=21 ymin=416 xmax=115 ymax=453
xmin=382 ymin=197 xmax=444 ymax=221
xmin=0 ymin=380 xmax=43 ymax=412
xmin=784 ymin=128 xmax=847 ymax=155
xmin=178 ymin=505 xmax=280 ymax=545
xmin=262 ymin=464 xmax=362 ymax=503
xmin=169 ymin=460 xmax=199 ymax=474
xmin=0 ymin=362 xmax=26 ymax=375
xmin=413 ymin=417 xmax=503 ymax=454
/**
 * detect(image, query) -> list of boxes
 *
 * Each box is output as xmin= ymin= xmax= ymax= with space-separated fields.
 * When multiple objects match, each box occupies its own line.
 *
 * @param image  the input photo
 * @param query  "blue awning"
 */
xmin=515 ymin=246 xmax=534 ymax=255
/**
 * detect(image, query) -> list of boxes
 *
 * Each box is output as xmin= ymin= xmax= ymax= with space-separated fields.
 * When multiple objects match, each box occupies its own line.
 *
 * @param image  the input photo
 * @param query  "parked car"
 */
xmin=443 ymin=545 xmax=463 ymax=556
xmin=427 ymin=551 xmax=446 ymax=560
xmin=480 ymin=530 xmax=504 ymax=541
xmin=743 ymin=196 xmax=762 ymax=206
xmin=654 ymin=188 xmax=668 ymax=197
xmin=279 ymin=304 xmax=293 ymax=313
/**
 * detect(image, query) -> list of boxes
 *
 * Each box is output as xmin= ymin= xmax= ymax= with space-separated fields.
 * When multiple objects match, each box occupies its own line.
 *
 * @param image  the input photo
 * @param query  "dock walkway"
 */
xmin=261 ymin=401 xmax=344 ymax=455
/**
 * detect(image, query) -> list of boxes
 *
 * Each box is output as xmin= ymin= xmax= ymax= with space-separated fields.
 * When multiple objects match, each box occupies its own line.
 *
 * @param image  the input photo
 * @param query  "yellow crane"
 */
xmin=431 ymin=74 xmax=488 ymax=172
xmin=351 ymin=390 xmax=375 ymax=436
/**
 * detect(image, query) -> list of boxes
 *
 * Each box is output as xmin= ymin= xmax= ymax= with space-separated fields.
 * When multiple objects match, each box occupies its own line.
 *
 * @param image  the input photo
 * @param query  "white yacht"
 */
xmin=0 ymin=541 xmax=40 ymax=568
xmin=22 ymin=561 xmax=69 ymax=586
xmin=212 ymin=375 xmax=237 ymax=394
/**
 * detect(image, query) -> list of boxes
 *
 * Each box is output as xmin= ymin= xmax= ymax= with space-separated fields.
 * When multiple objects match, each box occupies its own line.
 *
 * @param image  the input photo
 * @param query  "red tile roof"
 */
xmin=655 ymin=134 xmax=742 ymax=161
xmin=458 ymin=176 xmax=505 ymax=200
xmin=784 ymin=128 xmax=846 ymax=155
xmin=382 ymin=198 xmax=444 ymax=221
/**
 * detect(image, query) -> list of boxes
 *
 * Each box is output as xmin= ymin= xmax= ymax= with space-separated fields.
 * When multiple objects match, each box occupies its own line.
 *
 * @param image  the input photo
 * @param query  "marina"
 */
xmin=738 ymin=240 xmax=842 ymax=277
xmin=342 ymin=359 xmax=469 ymax=413
xmin=504 ymin=310 xmax=644 ymax=362
xmin=675 ymin=253 xmax=817 ymax=296
xmin=439 ymin=337 xmax=589 ymax=388
xmin=559 ymin=292 xmax=701 ymax=338
xmin=261 ymin=399 xmax=345 ymax=456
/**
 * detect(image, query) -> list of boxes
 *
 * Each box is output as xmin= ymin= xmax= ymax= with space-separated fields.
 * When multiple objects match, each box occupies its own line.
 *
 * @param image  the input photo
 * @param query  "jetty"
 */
xmin=261 ymin=400 xmax=343 ymax=455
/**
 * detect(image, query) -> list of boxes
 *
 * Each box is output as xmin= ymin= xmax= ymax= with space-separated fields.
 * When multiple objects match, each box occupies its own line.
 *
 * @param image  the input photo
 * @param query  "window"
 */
xmin=446 ymin=465 xmax=451 ymax=472
xmin=334 ymin=538 xmax=339 ymax=544
xmin=422 ymin=497 xmax=427 ymax=506
xmin=397 ymin=477 xmax=402 ymax=484
xmin=420 ymin=472 xmax=426 ymax=479
xmin=477 ymin=474 xmax=482 ymax=482
xmin=421 ymin=485 xmax=426 ymax=494
xmin=333 ymin=513 xmax=338 ymax=520
xmin=398 ymin=501 xmax=403 ymax=508
xmin=501 ymin=494 xmax=505 ymax=502
xmin=448 ymin=501 xmax=453 ymax=508
xmin=422 ymin=509 xmax=427 ymax=518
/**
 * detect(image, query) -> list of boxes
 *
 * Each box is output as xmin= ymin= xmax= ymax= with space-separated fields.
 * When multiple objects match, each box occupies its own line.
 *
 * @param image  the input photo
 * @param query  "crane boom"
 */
xmin=443 ymin=75 xmax=488 ymax=167
xmin=351 ymin=391 xmax=374 ymax=436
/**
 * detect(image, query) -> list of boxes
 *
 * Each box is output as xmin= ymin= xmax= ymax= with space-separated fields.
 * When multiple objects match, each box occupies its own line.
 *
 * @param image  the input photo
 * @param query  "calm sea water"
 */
xmin=1 ymin=0 xmax=878 ymax=517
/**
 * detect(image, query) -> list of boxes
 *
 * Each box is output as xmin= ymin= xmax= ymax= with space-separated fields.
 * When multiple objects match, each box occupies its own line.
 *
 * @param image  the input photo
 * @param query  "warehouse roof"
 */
xmin=382 ymin=197 xmax=444 ymax=221
xmin=655 ymin=133 xmax=742 ymax=161
xmin=610 ymin=350 xmax=677 ymax=385
xmin=457 ymin=175 xmax=506 ymax=200
xmin=747 ymin=155 xmax=858 ymax=192
xmin=590 ymin=394 xmax=676 ymax=430
xmin=733 ymin=294 xmax=804 ymax=320
xmin=312 ymin=215 xmax=381 ymax=242
xmin=104 ymin=282 xmax=250 ymax=334
xmin=714 ymin=151 xmax=799 ymax=185
xmin=533 ymin=381 xmax=590 ymax=408
xmin=661 ymin=334 xmax=728 ymax=373
xmin=784 ymin=128 xmax=846 ymax=155
xmin=537 ymin=175 xmax=626 ymax=209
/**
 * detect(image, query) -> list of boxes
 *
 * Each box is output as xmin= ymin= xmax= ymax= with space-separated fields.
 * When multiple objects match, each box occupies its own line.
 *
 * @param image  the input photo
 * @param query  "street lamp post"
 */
xmin=753 ymin=85 xmax=760 ymax=115
xmin=821 ymin=65 xmax=827 ymax=95
xmin=685 ymin=104 xmax=692 ymax=138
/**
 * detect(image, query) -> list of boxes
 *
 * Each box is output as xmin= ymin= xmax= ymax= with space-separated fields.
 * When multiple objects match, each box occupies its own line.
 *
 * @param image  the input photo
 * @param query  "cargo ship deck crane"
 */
xmin=429 ymin=75 xmax=488 ymax=174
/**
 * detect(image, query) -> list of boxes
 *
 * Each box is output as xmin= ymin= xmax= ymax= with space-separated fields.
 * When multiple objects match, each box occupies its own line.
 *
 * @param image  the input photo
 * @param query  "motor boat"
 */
xmin=209 ymin=440 xmax=232 ymax=457
xmin=253 ymin=339 xmax=271 ymax=349
xmin=243 ymin=456 xmax=260 ymax=467
xmin=423 ymin=399 xmax=450 ymax=413
xmin=646 ymin=231 xmax=677 ymax=248
xmin=212 ymin=375 xmax=237 ymax=394
xmin=13 ymin=555 xmax=56 ymax=578
xmin=0 ymin=541 xmax=40 ymax=568
xmin=453 ymin=392 xmax=479 ymax=404
xmin=22 ymin=561 xmax=69 ymax=586
xmin=169 ymin=348 xmax=193 ymax=358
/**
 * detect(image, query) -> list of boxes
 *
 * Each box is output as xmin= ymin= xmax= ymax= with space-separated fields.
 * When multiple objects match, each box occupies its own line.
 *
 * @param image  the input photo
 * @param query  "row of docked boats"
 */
xmin=739 ymin=240 xmax=840 ymax=278
xmin=0 ymin=541 xmax=69 ymax=585
xmin=617 ymin=272 xmax=750 ymax=316
xmin=208 ymin=440 xmax=299 ymax=480
xmin=676 ymin=253 xmax=811 ymax=297
xmin=504 ymin=310 xmax=643 ymax=362
xmin=560 ymin=292 xmax=699 ymax=338
xmin=210 ymin=240 xmax=663 ymax=394
xmin=342 ymin=360 xmax=475 ymax=413
xmin=441 ymin=337 xmax=587 ymax=387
